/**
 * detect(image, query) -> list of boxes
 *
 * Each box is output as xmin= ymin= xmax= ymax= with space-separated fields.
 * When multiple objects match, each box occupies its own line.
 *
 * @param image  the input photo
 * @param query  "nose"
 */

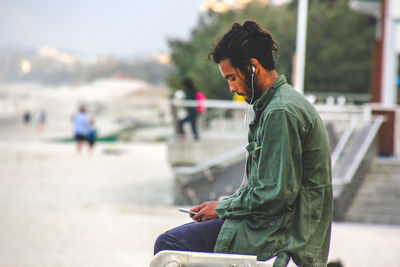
xmin=229 ymin=86 xmax=236 ymax=94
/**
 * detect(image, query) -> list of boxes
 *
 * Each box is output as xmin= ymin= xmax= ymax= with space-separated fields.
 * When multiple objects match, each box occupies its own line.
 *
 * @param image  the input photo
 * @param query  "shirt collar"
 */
xmin=253 ymin=75 xmax=287 ymax=112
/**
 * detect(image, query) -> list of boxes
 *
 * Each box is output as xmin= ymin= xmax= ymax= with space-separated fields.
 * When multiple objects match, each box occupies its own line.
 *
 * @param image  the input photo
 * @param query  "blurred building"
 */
xmin=350 ymin=0 xmax=400 ymax=106
xmin=350 ymin=0 xmax=400 ymax=157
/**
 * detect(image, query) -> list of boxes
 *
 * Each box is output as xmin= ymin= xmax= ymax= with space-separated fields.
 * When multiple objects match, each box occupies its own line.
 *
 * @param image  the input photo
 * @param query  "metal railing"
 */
xmin=330 ymin=117 xmax=359 ymax=167
xmin=171 ymin=99 xmax=249 ymax=139
xmin=332 ymin=115 xmax=384 ymax=187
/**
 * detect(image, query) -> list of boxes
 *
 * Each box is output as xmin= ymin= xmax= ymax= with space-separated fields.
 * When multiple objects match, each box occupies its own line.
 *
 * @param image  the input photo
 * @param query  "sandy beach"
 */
xmin=0 ymin=139 xmax=190 ymax=267
xmin=1 ymin=81 xmax=400 ymax=267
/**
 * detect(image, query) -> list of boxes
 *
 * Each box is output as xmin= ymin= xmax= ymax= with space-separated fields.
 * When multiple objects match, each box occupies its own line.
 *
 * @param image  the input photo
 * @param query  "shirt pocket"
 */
xmin=233 ymin=208 xmax=296 ymax=259
xmin=246 ymin=141 xmax=262 ymax=174
xmin=232 ymin=214 xmax=282 ymax=258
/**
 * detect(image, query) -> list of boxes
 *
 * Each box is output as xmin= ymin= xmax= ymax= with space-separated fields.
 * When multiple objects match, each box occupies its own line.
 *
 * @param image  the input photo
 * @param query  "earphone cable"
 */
xmin=236 ymin=72 xmax=255 ymax=193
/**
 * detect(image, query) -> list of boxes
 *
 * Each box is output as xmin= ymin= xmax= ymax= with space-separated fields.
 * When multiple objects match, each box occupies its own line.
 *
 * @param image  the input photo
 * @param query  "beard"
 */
xmin=243 ymin=75 xmax=263 ymax=104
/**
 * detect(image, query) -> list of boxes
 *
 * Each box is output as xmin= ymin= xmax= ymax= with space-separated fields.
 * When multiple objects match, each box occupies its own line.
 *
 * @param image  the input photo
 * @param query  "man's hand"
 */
xmin=190 ymin=201 xmax=220 ymax=222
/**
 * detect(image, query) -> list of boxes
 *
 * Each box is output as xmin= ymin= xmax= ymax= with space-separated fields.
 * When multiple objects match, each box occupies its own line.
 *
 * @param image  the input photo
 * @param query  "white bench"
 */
xmin=150 ymin=250 xmax=291 ymax=267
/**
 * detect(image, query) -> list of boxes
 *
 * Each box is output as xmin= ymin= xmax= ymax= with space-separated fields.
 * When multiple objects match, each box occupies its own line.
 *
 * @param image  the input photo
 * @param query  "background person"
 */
xmin=73 ymin=106 xmax=90 ymax=154
xmin=36 ymin=110 xmax=47 ymax=132
xmin=177 ymin=78 xmax=200 ymax=141
xmin=23 ymin=111 xmax=31 ymax=125
xmin=86 ymin=119 xmax=97 ymax=154
xmin=154 ymin=21 xmax=332 ymax=267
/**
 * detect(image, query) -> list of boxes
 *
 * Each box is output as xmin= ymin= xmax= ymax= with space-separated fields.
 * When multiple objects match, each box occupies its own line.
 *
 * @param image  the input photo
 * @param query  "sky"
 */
xmin=0 ymin=0 xmax=204 ymax=58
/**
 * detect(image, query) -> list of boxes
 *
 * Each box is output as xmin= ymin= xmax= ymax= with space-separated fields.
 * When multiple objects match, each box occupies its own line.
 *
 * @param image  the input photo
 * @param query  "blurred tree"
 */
xmin=305 ymin=0 xmax=375 ymax=93
xmin=168 ymin=0 xmax=375 ymax=99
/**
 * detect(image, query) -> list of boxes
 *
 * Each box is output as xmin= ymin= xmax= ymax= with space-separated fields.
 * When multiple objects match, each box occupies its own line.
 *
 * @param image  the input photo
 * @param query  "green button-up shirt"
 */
xmin=214 ymin=75 xmax=332 ymax=267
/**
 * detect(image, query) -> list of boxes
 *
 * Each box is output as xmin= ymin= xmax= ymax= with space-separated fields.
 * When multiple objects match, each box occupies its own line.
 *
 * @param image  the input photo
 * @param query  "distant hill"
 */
xmin=0 ymin=47 xmax=173 ymax=86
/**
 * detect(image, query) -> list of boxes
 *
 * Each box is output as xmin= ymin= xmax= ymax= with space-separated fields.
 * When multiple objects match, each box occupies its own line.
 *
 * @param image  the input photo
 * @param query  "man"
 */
xmin=154 ymin=21 xmax=332 ymax=267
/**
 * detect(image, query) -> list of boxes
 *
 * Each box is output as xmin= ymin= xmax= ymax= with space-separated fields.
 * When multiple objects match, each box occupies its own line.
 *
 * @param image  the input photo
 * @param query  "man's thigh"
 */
xmin=154 ymin=219 xmax=224 ymax=254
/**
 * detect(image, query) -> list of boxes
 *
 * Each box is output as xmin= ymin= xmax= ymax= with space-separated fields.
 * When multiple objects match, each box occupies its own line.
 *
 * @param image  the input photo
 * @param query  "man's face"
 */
xmin=218 ymin=58 xmax=253 ymax=104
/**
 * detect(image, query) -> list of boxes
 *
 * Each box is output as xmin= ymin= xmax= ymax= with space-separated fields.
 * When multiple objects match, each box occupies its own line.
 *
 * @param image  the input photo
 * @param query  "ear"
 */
xmin=249 ymin=58 xmax=259 ymax=74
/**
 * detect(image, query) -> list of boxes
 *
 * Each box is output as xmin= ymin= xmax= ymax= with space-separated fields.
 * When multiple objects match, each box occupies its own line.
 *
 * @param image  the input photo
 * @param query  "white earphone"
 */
xmin=237 ymin=64 xmax=256 ymax=193
xmin=250 ymin=66 xmax=255 ymax=104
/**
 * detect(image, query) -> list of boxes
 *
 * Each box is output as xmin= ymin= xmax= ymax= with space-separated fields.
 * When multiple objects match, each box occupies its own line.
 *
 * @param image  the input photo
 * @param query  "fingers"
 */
xmin=190 ymin=207 xmax=200 ymax=212
xmin=192 ymin=208 xmax=207 ymax=222
xmin=192 ymin=210 xmax=210 ymax=222
xmin=190 ymin=202 xmax=207 ymax=221
xmin=190 ymin=201 xmax=218 ymax=222
xmin=191 ymin=211 xmax=203 ymax=222
xmin=191 ymin=203 xmax=206 ymax=212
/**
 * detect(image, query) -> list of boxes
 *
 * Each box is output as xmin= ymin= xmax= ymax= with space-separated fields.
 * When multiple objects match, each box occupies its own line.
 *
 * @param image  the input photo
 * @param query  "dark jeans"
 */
xmin=154 ymin=219 xmax=224 ymax=255
xmin=178 ymin=113 xmax=198 ymax=140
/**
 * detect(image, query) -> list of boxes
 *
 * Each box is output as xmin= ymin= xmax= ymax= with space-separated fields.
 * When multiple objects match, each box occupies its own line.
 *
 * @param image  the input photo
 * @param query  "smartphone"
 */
xmin=177 ymin=208 xmax=197 ymax=215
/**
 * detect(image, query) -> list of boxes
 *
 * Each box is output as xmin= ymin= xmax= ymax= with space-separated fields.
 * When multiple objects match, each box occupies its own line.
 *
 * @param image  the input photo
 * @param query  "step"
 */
xmin=345 ymin=212 xmax=400 ymax=224
xmin=363 ymin=173 xmax=400 ymax=183
xmin=347 ymin=202 xmax=400 ymax=215
xmin=355 ymin=188 xmax=400 ymax=201
xmin=349 ymin=197 xmax=400 ymax=208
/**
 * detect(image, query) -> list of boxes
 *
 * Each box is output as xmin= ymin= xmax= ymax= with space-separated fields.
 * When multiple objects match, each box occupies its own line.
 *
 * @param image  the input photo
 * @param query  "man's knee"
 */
xmin=154 ymin=232 xmax=177 ymax=255
xmin=154 ymin=233 xmax=166 ymax=255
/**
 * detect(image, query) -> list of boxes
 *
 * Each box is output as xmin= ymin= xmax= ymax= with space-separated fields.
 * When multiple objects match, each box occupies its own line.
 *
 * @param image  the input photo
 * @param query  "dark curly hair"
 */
xmin=209 ymin=21 xmax=278 ymax=77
